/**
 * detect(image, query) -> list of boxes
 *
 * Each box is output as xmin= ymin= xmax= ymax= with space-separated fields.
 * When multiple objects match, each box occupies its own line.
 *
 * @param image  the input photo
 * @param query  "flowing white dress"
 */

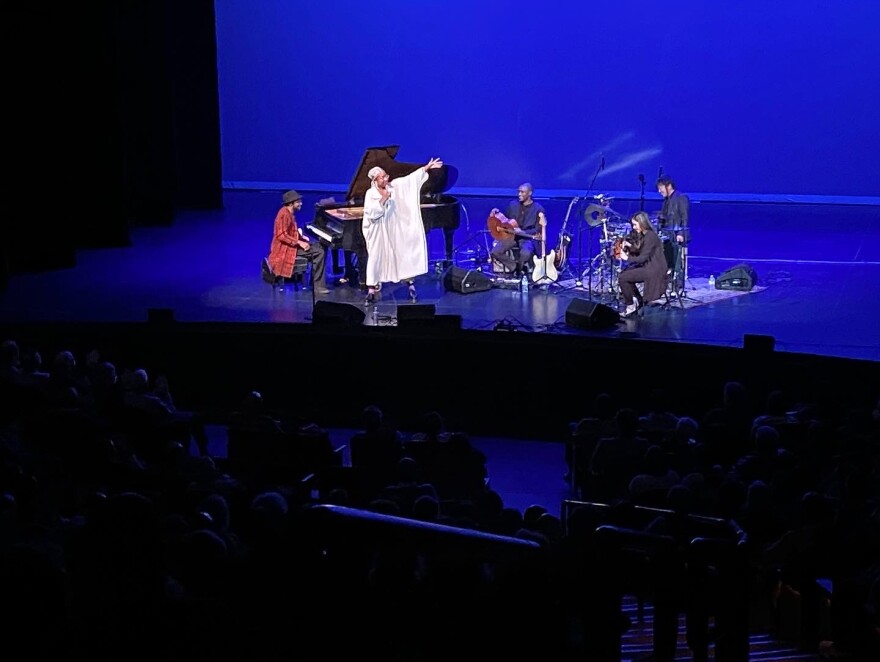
xmin=362 ymin=167 xmax=429 ymax=285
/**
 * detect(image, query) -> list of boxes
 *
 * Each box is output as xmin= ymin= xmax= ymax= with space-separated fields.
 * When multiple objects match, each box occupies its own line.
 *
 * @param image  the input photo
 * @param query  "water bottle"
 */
xmin=520 ymin=272 xmax=529 ymax=294
xmin=708 ymin=274 xmax=716 ymax=288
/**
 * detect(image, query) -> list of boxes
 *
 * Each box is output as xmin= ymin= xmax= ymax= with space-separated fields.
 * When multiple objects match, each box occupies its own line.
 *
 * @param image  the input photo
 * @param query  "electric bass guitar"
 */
xmin=531 ymin=213 xmax=558 ymax=283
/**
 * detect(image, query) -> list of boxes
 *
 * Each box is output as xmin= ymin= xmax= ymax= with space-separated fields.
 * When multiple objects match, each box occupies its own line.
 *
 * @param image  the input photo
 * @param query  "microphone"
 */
xmin=638 ymin=173 xmax=645 ymax=184
xmin=658 ymin=165 xmax=664 ymax=179
xmin=600 ymin=155 xmax=606 ymax=171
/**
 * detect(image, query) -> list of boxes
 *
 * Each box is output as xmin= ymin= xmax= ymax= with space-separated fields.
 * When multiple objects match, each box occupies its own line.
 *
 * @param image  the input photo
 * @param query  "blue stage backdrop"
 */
xmin=215 ymin=1 xmax=880 ymax=201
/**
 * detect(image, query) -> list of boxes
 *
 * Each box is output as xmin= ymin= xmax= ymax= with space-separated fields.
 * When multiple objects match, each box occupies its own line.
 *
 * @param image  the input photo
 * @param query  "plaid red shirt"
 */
xmin=267 ymin=206 xmax=301 ymax=278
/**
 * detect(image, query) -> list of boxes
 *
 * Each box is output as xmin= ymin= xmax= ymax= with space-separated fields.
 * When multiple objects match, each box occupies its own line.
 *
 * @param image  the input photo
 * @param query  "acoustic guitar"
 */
xmin=531 ymin=213 xmax=558 ymax=283
xmin=486 ymin=211 xmax=540 ymax=241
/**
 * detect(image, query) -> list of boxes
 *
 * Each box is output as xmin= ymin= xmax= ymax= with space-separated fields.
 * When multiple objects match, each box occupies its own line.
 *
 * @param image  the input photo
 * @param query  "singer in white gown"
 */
xmin=362 ymin=158 xmax=443 ymax=299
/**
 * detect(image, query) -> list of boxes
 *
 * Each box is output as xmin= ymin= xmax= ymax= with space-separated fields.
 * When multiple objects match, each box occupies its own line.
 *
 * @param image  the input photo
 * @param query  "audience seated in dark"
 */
xmin=349 ymin=404 xmax=404 ymax=472
xmin=377 ymin=456 xmax=439 ymax=517
xmin=628 ymin=444 xmax=681 ymax=505
xmin=590 ymin=407 xmax=650 ymax=502
xmin=3 ymin=330 xmax=879 ymax=661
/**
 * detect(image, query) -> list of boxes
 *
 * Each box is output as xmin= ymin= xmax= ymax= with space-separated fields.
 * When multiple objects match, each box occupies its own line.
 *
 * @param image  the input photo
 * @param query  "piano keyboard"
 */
xmin=307 ymin=224 xmax=336 ymax=243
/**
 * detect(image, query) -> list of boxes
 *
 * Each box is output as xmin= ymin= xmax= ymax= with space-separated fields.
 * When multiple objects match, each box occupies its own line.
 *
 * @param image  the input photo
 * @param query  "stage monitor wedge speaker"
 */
xmin=442 ymin=265 xmax=493 ymax=294
xmin=397 ymin=304 xmax=436 ymax=328
xmin=744 ymin=333 xmax=775 ymax=352
xmin=397 ymin=304 xmax=462 ymax=331
xmin=565 ymin=298 xmax=620 ymax=330
xmin=312 ymin=301 xmax=365 ymax=326
xmin=716 ymin=263 xmax=758 ymax=292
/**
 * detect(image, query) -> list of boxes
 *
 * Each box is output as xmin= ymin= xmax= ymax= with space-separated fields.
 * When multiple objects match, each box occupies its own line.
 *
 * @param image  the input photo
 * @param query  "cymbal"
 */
xmin=584 ymin=203 xmax=609 ymax=227
xmin=584 ymin=203 xmax=625 ymax=227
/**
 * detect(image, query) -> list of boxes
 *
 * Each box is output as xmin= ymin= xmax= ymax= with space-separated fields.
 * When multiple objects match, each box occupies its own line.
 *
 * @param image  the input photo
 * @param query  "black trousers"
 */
xmin=491 ymin=238 xmax=535 ymax=273
xmin=299 ymin=242 xmax=327 ymax=285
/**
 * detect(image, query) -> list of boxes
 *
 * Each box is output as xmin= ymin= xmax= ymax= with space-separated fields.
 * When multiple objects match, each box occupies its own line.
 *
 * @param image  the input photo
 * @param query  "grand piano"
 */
xmin=308 ymin=146 xmax=461 ymax=267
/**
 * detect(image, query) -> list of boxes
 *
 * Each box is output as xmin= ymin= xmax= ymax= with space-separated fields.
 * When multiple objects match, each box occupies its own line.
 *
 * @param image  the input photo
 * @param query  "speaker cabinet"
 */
xmin=716 ymin=263 xmax=758 ymax=291
xmin=312 ymin=301 xmax=365 ymax=326
xmin=565 ymin=298 xmax=620 ymax=329
xmin=442 ymin=266 xmax=493 ymax=294
xmin=397 ymin=304 xmax=462 ymax=331
xmin=397 ymin=304 xmax=436 ymax=327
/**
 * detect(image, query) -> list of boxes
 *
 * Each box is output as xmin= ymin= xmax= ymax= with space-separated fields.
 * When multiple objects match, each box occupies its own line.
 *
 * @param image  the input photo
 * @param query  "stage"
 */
xmin=2 ymin=190 xmax=878 ymax=363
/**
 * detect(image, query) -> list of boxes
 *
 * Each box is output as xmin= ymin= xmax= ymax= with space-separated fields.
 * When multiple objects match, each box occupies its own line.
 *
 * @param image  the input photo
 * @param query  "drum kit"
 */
xmin=580 ymin=195 xmax=630 ymax=296
xmin=576 ymin=195 xmax=688 ymax=300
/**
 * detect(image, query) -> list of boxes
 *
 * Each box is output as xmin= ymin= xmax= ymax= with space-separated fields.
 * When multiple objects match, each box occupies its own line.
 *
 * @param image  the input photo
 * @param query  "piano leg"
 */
xmin=330 ymin=248 xmax=343 ymax=275
xmin=443 ymin=228 xmax=454 ymax=261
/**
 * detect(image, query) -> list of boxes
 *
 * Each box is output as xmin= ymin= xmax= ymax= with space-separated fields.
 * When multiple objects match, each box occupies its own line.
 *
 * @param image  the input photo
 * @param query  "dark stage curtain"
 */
xmin=0 ymin=0 xmax=221 ymax=285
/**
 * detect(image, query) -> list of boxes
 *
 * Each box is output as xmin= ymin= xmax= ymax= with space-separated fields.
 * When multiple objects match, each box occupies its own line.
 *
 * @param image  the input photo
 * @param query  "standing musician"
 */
xmin=489 ymin=182 xmax=545 ymax=277
xmin=656 ymin=175 xmax=690 ymax=286
xmin=617 ymin=211 xmax=667 ymax=317
xmin=656 ymin=175 xmax=689 ymax=242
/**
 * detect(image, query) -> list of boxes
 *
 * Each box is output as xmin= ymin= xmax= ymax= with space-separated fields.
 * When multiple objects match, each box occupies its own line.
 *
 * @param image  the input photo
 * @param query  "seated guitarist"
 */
xmin=489 ymin=182 xmax=545 ymax=277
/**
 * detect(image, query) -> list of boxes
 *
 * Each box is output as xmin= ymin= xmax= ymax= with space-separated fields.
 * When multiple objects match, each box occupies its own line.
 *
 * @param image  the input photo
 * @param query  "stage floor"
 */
xmin=1 ymin=190 xmax=878 ymax=363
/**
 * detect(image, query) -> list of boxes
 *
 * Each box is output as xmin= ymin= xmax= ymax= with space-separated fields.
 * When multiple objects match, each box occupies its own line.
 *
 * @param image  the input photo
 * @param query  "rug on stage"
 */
xmin=552 ymin=277 xmax=767 ymax=310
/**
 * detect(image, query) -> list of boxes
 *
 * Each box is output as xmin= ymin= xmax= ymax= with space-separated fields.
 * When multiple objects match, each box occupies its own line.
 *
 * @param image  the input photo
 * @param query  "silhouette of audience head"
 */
xmin=420 ymin=410 xmax=445 ymax=437
xmin=523 ymin=504 xmax=548 ymax=529
xmin=93 ymin=361 xmax=118 ymax=386
xmin=239 ymin=390 xmax=265 ymax=414
xmin=412 ymin=494 xmax=439 ymax=521
xmin=127 ymin=368 xmax=151 ymax=392
xmin=361 ymin=404 xmax=384 ymax=432
xmin=615 ymin=408 xmax=640 ymax=436
xmin=0 ymin=339 xmax=20 ymax=370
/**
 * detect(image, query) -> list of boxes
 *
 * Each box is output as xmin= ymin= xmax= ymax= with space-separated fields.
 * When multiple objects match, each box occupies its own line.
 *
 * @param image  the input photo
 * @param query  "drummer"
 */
xmin=655 ymin=175 xmax=690 ymax=245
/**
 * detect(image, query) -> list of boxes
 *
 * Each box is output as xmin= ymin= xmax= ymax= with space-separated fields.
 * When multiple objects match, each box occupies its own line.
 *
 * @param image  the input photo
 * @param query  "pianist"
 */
xmin=362 ymin=157 xmax=444 ymax=304
xmin=266 ymin=190 xmax=330 ymax=294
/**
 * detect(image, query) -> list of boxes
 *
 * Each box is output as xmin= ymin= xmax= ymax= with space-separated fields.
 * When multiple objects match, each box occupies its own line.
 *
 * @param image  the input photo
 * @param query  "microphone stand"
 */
xmin=638 ymin=174 xmax=646 ymax=211
xmin=576 ymin=156 xmax=605 ymax=299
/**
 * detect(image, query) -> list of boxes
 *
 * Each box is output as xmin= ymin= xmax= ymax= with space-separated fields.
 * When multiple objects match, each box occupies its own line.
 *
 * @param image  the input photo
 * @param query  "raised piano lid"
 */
xmin=342 ymin=144 xmax=456 ymax=204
